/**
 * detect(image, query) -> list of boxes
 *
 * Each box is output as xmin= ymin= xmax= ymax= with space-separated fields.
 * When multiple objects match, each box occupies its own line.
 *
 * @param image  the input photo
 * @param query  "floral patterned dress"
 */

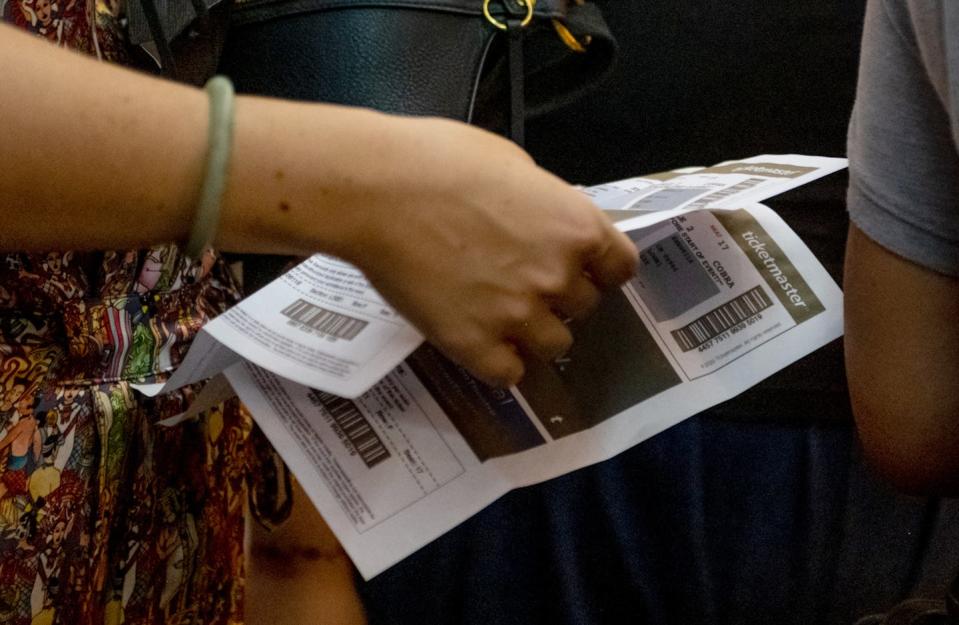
xmin=0 ymin=4 xmax=287 ymax=624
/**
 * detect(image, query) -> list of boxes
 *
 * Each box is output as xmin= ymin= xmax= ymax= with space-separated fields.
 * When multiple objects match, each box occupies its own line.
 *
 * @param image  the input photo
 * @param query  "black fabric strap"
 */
xmin=507 ymin=17 xmax=526 ymax=146
xmin=140 ymin=0 xmax=179 ymax=77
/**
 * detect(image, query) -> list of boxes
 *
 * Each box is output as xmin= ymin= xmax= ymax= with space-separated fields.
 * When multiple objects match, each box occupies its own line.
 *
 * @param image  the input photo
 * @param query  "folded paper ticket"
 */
xmin=138 ymin=154 xmax=847 ymax=578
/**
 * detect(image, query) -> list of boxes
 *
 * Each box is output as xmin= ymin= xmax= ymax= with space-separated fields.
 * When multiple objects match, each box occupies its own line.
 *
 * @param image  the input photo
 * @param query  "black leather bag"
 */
xmin=213 ymin=0 xmax=617 ymax=289
xmin=219 ymin=0 xmax=617 ymax=145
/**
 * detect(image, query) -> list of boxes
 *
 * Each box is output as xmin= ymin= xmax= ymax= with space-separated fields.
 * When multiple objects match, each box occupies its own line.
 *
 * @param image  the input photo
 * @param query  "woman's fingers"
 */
xmin=586 ymin=225 xmax=639 ymax=290
xmin=349 ymin=118 xmax=642 ymax=388
xmin=509 ymin=304 xmax=575 ymax=363
xmin=547 ymin=274 xmax=603 ymax=322
xmin=452 ymin=340 xmax=526 ymax=389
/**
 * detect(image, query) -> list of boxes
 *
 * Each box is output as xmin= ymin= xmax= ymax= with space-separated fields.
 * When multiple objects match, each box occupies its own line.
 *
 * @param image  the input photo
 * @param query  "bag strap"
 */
xmin=470 ymin=0 xmax=616 ymax=143
xmin=506 ymin=16 xmax=527 ymax=144
xmin=131 ymin=0 xmax=233 ymax=84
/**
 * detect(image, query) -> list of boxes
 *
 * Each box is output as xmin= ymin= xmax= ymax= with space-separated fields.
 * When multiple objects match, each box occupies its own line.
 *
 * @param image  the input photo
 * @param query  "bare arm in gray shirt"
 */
xmin=845 ymin=0 xmax=959 ymax=494
xmin=845 ymin=225 xmax=959 ymax=494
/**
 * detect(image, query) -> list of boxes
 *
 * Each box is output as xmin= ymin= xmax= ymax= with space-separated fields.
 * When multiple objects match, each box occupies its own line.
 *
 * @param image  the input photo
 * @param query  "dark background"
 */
xmin=357 ymin=2 xmax=959 ymax=625
xmin=526 ymin=2 xmax=862 ymax=180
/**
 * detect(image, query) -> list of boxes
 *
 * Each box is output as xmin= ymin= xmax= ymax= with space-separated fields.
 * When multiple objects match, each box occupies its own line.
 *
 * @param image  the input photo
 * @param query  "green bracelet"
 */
xmin=185 ymin=75 xmax=236 ymax=260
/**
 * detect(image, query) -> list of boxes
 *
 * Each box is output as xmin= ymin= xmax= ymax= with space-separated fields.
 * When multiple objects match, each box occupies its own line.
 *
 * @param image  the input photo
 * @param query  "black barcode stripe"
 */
xmin=314 ymin=392 xmax=391 ymax=468
xmin=685 ymin=178 xmax=764 ymax=212
xmin=670 ymin=286 xmax=773 ymax=352
xmin=281 ymin=299 xmax=368 ymax=341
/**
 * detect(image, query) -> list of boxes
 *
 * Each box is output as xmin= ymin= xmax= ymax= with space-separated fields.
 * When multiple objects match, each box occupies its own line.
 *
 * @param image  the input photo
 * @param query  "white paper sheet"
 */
xmin=213 ymin=154 xmax=847 ymax=579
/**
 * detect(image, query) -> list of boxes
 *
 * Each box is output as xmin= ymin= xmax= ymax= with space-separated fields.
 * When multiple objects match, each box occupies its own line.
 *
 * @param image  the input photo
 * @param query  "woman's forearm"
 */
xmin=0 ymin=24 xmax=206 ymax=250
xmin=0 ymin=23 xmax=379 ymax=256
xmin=1 ymin=22 xmax=639 ymax=387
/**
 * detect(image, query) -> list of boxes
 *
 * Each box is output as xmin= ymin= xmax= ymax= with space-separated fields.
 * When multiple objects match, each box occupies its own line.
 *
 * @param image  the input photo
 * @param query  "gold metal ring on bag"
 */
xmin=483 ymin=0 xmax=535 ymax=31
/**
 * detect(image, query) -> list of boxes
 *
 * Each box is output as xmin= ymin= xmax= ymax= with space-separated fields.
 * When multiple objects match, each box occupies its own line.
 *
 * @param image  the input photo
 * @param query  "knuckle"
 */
xmin=549 ymin=278 xmax=600 ymax=320
xmin=569 ymin=220 xmax=604 ymax=251
xmin=500 ymin=296 xmax=537 ymax=326
xmin=535 ymin=271 xmax=571 ymax=297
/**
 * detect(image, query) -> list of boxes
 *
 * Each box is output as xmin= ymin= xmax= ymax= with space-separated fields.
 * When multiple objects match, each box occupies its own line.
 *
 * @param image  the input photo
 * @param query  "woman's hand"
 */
xmin=344 ymin=117 xmax=638 ymax=386
xmin=222 ymin=102 xmax=637 ymax=387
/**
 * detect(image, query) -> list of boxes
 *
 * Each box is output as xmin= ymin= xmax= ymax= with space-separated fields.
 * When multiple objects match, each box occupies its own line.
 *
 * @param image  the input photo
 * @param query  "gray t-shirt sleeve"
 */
xmin=847 ymin=0 xmax=959 ymax=277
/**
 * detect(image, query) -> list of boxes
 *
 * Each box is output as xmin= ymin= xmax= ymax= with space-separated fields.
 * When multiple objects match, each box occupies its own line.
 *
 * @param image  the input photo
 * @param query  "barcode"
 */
xmin=684 ymin=178 xmax=764 ymax=212
xmin=671 ymin=286 xmax=773 ymax=351
xmin=281 ymin=299 xmax=368 ymax=341
xmin=313 ymin=391 xmax=391 ymax=468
